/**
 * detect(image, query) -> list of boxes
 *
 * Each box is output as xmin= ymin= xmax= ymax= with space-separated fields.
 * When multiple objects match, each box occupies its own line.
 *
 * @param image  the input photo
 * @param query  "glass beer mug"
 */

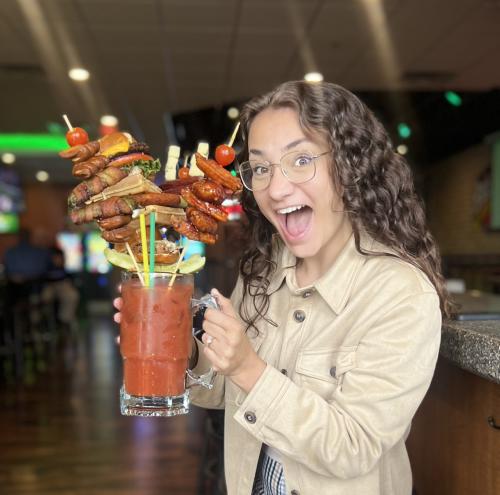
xmin=119 ymin=271 xmax=217 ymax=417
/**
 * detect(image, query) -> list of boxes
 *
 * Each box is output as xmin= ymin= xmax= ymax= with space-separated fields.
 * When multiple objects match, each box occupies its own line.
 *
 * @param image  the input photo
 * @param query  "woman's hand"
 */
xmin=202 ymin=288 xmax=266 ymax=393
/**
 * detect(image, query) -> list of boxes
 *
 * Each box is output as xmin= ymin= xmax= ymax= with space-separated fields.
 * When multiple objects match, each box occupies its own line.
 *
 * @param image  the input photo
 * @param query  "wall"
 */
xmin=426 ymin=143 xmax=500 ymax=255
xmin=0 ymin=182 xmax=70 ymax=259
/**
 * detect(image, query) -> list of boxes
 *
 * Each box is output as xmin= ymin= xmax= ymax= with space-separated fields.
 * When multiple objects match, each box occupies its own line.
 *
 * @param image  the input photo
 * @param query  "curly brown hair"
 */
xmin=237 ymin=81 xmax=451 ymax=331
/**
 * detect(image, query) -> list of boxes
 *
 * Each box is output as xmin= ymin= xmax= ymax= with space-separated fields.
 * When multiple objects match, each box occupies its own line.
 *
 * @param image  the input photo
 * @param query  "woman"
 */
xmin=118 ymin=81 xmax=449 ymax=495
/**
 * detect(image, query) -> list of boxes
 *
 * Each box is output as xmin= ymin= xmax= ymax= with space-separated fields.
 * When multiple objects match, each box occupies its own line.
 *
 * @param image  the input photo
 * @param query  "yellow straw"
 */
xmin=168 ymin=240 xmax=191 ymax=288
xmin=228 ymin=122 xmax=240 ymax=147
xmin=125 ymin=242 xmax=145 ymax=286
xmin=139 ymin=213 xmax=150 ymax=287
xmin=149 ymin=211 xmax=156 ymax=286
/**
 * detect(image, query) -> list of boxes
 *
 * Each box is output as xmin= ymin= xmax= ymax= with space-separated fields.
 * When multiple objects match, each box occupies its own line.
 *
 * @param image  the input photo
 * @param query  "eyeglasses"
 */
xmin=237 ymin=150 xmax=331 ymax=192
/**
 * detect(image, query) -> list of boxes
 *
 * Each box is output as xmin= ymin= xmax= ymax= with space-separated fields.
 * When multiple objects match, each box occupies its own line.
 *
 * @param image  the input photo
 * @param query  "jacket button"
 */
xmin=280 ymin=369 xmax=287 ymax=376
xmin=330 ymin=366 xmax=336 ymax=378
xmin=291 ymin=490 xmax=300 ymax=495
xmin=293 ymin=310 xmax=306 ymax=323
xmin=302 ymin=290 xmax=313 ymax=298
xmin=244 ymin=411 xmax=257 ymax=424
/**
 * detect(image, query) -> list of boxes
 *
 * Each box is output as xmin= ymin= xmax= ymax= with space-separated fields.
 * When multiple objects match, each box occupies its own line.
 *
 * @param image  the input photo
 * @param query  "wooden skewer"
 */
xmin=62 ymin=114 xmax=73 ymax=131
xmin=168 ymin=240 xmax=191 ymax=288
xmin=125 ymin=242 xmax=145 ymax=286
xmin=228 ymin=122 xmax=240 ymax=147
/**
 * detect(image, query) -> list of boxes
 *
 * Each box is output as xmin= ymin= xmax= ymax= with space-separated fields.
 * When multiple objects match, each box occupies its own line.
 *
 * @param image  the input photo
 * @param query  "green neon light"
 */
xmin=397 ymin=123 xmax=411 ymax=139
xmin=0 ymin=133 xmax=68 ymax=153
xmin=444 ymin=91 xmax=462 ymax=107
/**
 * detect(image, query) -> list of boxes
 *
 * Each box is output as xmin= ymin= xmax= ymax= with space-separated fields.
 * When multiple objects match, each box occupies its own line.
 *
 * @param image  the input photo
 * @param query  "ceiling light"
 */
xmin=100 ymin=115 xmax=118 ymax=127
xmin=1 ymin=153 xmax=16 ymax=164
xmin=397 ymin=144 xmax=408 ymax=155
xmin=227 ymin=107 xmax=239 ymax=119
xmin=304 ymin=72 xmax=324 ymax=83
xmin=68 ymin=68 xmax=90 ymax=81
xmin=36 ymin=170 xmax=49 ymax=182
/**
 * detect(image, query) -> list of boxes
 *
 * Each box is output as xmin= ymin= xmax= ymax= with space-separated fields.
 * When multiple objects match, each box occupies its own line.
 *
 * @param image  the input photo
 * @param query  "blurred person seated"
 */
xmin=3 ymin=228 xmax=51 ymax=307
xmin=41 ymin=246 xmax=79 ymax=327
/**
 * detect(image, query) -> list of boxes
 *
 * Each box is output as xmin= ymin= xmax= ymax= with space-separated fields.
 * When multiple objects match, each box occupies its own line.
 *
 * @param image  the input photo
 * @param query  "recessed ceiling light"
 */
xmin=397 ymin=144 xmax=408 ymax=155
xmin=68 ymin=68 xmax=90 ymax=81
xmin=100 ymin=115 xmax=118 ymax=127
xmin=1 ymin=152 xmax=16 ymax=164
xmin=227 ymin=107 xmax=239 ymax=119
xmin=36 ymin=170 xmax=49 ymax=182
xmin=304 ymin=72 xmax=324 ymax=83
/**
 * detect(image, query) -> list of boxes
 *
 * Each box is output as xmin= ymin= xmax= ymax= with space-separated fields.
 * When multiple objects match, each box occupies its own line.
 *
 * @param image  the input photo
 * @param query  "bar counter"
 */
xmin=441 ymin=319 xmax=500 ymax=384
xmin=408 ymin=316 xmax=500 ymax=494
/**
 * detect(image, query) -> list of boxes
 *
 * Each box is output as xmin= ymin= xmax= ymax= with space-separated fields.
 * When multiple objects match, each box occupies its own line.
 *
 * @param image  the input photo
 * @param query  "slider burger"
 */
xmin=131 ymin=239 xmax=180 ymax=265
xmin=103 ymin=205 xmax=190 ymax=271
xmin=60 ymin=132 xmax=161 ymax=180
xmin=65 ymin=132 xmax=162 ymax=209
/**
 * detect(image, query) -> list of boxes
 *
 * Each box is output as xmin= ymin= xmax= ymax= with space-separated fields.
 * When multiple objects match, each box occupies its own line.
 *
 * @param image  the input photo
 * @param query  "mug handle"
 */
xmin=186 ymin=294 xmax=219 ymax=389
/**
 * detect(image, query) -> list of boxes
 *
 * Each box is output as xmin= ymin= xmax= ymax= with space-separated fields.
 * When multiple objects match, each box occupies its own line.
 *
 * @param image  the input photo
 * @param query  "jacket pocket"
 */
xmin=295 ymin=347 xmax=357 ymax=397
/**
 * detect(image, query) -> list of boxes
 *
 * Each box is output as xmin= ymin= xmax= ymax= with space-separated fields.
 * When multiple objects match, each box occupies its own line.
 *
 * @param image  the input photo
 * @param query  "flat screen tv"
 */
xmin=0 ymin=212 xmax=19 ymax=233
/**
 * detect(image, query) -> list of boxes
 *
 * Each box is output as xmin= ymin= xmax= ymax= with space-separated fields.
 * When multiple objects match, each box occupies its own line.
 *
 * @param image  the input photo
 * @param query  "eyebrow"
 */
xmin=249 ymin=138 xmax=310 ymax=157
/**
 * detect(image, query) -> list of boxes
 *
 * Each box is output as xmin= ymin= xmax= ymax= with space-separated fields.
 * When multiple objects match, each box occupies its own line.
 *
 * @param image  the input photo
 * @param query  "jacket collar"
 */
xmin=266 ymin=232 xmax=378 ymax=315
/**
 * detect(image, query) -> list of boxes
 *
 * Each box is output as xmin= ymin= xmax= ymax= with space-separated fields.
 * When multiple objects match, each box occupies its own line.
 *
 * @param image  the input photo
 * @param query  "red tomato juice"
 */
xmin=120 ymin=278 xmax=193 ymax=397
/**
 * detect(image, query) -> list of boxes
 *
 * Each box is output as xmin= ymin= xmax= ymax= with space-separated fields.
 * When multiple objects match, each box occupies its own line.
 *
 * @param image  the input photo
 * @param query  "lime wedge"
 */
xmin=179 ymin=254 xmax=206 ymax=274
xmin=104 ymin=248 xmax=206 ymax=274
xmin=104 ymin=247 xmax=136 ymax=270
xmin=154 ymin=254 xmax=206 ymax=274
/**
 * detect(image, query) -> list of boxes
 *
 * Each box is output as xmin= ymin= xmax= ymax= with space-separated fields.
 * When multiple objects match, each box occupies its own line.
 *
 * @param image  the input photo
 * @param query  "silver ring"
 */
xmin=206 ymin=335 xmax=214 ymax=346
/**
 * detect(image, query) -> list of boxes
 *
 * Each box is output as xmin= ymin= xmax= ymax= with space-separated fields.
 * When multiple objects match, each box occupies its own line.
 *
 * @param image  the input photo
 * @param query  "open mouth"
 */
xmin=277 ymin=204 xmax=313 ymax=239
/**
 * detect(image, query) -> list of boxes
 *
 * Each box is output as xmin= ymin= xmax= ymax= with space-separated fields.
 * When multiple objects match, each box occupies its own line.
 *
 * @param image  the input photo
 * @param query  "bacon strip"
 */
xmin=181 ymin=187 xmax=227 ymax=222
xmin=195 ymin=153 xmax=242 ymax=192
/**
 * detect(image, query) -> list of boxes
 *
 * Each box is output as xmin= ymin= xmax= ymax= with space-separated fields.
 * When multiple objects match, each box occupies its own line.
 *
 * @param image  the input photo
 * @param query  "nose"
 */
xmin=267 ymin=164 xmax=293 ymax=201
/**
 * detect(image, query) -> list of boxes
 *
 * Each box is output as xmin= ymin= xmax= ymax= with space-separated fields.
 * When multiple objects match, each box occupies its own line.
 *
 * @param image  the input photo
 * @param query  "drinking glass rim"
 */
xmin=121 ymin=271 xmax=193 ymax=280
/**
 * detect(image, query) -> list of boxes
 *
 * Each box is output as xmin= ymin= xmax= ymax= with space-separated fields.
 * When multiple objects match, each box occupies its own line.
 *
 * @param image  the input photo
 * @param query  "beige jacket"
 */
xmin=190 ymin=234 xmax=442 ymax=495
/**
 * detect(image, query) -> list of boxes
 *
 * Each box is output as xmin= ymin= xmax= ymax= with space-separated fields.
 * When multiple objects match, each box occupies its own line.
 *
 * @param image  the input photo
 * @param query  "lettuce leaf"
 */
xmin=123 ymin=158 xmax=161 ymax=177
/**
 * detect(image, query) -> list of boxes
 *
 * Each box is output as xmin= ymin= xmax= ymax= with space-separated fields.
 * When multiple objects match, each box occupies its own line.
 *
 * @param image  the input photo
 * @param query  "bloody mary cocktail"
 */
xmin=120 ymin=273 xmax=193 ymax=412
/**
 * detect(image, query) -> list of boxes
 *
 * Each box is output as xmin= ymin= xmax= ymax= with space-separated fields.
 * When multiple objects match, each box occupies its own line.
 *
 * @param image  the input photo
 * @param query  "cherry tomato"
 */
xmin=66 ymin=127 xmax=89 ymax=147
xmin=215 ymin=144 xmax=235 ymax=167
xmin=179 ymin=167 xmax=190 ymax=179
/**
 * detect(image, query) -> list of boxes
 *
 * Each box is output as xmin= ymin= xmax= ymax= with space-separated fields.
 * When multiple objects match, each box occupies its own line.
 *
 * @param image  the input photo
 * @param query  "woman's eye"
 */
xmin=294 ymin=155 xmax=313 ymax=167
xmin=253 ymin=164 xmax=269 ymax=176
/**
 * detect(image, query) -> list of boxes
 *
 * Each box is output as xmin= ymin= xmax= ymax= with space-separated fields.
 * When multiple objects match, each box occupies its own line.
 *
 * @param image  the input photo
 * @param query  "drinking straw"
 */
xmin=168 ymin=240 xmax=191 ymax=288
xmin=125 ymin=242 xmax=145 ymax=286
xmin=149 ymin=211 xmax=156 ymax=286
xmin=139 ymin=213 xmax=150 ymax=287
xmin=228 ymin=122 xmax=240 ymax=147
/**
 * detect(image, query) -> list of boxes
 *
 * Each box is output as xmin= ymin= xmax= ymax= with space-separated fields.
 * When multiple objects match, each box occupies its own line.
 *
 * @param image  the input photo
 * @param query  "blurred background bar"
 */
xmin=0 ymin=0 xmax=499 ymax=494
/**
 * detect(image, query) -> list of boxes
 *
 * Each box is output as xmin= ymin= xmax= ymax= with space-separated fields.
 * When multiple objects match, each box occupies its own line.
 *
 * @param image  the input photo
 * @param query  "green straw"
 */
xmin=149 ymin=211 xmax=156 ymax=286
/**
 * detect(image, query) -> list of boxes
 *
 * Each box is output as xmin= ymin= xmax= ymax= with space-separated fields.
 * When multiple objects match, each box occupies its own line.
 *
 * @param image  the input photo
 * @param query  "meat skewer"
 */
xmin=59 ymin=141 xmax=100 ymax=163
xmin=186 ymin=207 xmax=218 ymax=234
xmin=70 ymin=196 xmax=136 ymax=224
xmin=181 ymin=187 xmax=228 ymax=222
xmin=68 ymin=167 xmax=127 ymax=208
xmin=72 ymin=155 xmax=110 ymax=179
xmin=191 ymin=179 xmax=225 ymax=204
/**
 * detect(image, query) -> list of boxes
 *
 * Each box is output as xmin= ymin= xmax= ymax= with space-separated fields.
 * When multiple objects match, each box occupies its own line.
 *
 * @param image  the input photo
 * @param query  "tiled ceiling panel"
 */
xmin=0 ymin=0 xmax=499 ymax=182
